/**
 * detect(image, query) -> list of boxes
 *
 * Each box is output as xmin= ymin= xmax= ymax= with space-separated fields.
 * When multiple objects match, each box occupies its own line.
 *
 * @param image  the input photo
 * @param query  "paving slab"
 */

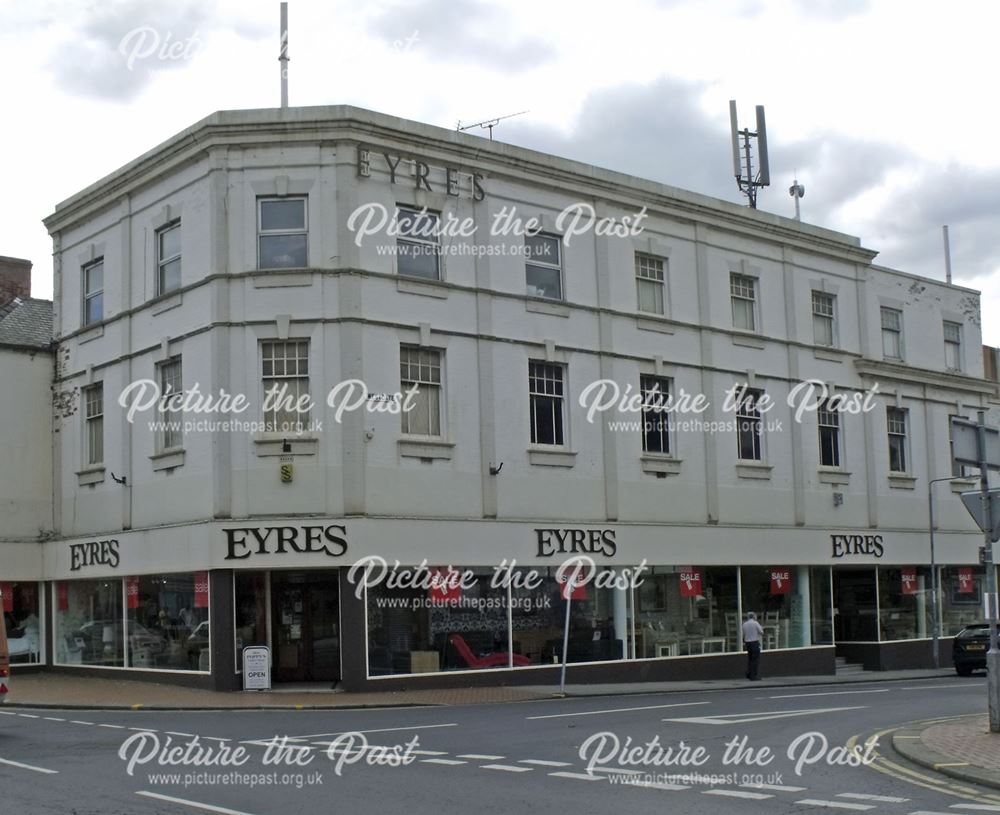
xmin=892 ymin=714 xmax=1000 ymax=791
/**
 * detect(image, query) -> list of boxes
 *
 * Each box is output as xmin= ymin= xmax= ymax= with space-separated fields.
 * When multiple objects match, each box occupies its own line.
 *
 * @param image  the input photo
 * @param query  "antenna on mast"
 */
xmin=456 ymin=110 xmax=528 ymax=140
xmin=729 ymin=100 xmax=770 ymax=208
xmin=279 ymin=2 xmax=289 ymax=108
xmin=789 ymin=174 xmax=805 ymax=222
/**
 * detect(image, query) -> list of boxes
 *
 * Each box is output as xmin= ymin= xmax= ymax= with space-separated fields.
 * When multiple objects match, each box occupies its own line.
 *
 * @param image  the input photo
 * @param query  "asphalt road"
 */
xmin=1 ymin=675 xmax=998 ymax=815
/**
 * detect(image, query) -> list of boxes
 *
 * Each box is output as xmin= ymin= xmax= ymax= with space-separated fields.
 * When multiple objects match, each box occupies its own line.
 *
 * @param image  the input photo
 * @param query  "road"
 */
xmin=1 ymin=675 xmax=997 ymax=815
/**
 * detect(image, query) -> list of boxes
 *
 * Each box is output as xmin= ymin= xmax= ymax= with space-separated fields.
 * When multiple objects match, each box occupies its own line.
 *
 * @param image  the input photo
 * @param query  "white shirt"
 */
xmin=742 ymin=618 xmax=764 ymax=644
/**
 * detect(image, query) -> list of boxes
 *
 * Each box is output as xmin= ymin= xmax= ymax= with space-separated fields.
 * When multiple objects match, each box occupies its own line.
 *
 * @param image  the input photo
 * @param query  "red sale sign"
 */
xmin=429 ymin=568 xmax=463 ymax=605
xmin=958 ymin=567 xmax=974 ymax=594
xmin=901 ymin=568 xmax=917 ymax=596
xmin=770 ymin=568 xmax=791 ymax=595
xmin=558 ymin=573 xmax=588 ymax=601
xmin=678 ymin=567 xmax=703 ymax=598
xmin=194 ymin=572 xmax=209 ymax=608
xmin=0 ymin=582 xmax=12 ymax=613
xmin=127 ymin=577 xmax=140 ymax=610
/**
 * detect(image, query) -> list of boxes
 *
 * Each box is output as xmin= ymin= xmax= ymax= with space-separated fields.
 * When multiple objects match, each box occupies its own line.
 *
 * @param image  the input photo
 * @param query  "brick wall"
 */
xmin=0 ymin=256 xmax=32 ymax=307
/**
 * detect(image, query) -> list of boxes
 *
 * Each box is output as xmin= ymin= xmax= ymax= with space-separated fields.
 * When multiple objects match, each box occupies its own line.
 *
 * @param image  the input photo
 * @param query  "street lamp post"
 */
xmin=928 ymin=475 xmax=968 ymax=669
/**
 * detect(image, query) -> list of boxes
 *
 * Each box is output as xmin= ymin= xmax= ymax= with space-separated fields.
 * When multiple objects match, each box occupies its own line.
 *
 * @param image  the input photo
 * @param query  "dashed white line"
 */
xmin=136 ymin=791 xmax=259 ymax=815
xmin=0 ymin=757 xmax=59 ymax=774
xmin=421 ymin=758 xmax=467 ymax=766
xmin=128 ymin=727 xmax=157 ymax=733
xmin=480 ymin=764 xmax=533 ymax=773
xmin=42 ymin=717 xmax=66 ymax=722
xmin=549 ymin=771 xmax=603 ymax=782
xmin=166 ymin=731 xmax=197 ymax=738
xmin=17 ymin=713 xmax=39 ymax=719
xmin=767 ymin=689 xmax=891 ymax=699
xmin=519 ymin=759 xmax=573 ymax=767
xmin=741 ymin=783 xmax=807 ymax=792
xmin=795 ymin=799 xmax=875 ymax=811
xmin=949 ymin=806 xmax=1000 ymax=812
xmin=277 ymin=723 xmax=458 ymax=740
xmin=457 ymin=754 xmax=504 ymax=760
xmin=838 ymin=793 xmax=910 ymax=803
xmin=411 ymin=750 xmax=449 ymax=756
xmin=69 ymin=720 xmax=94 ymax=726
xmin=527 ymin=701 xmax=709 ymax=720
xmin=703 ymin=789 xmax=774 ymax=800
xmin=98 ymin=723 xmax=125 ymax=730
xmin=588 ymin=767 xmax=642 ymax=776
xmin=628 ymin=781 xmax=691 ymax=791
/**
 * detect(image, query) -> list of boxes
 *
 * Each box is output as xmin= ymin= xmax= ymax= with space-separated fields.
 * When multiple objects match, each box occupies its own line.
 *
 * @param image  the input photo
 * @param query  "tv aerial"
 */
xmin=789 ymin=175 xmax=805 ymax=221
xmin=729 ymin=100 xmax=770 ymax=208
xmin=456 ymin=110 xmax=528 ymax=140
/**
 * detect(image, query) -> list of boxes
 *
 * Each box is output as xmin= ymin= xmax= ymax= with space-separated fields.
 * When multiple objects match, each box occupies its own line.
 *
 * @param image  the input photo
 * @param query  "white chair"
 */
xmin=8 ymin=630 xmax=40 ymax=662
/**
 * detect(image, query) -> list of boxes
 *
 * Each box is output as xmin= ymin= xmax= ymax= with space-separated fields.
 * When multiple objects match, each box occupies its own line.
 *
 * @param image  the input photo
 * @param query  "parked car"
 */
xmin=953 ymin=623 xmax=992 ymax=676
xmin=0 ymin=609 xmax=9 ymax=703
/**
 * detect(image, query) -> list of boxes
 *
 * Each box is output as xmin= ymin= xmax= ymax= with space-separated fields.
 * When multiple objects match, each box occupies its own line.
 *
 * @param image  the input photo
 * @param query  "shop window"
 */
xmin=740 ymin=566 xmax=806 ymax=650
xmin=940 ymin=566 xmax=985 ymax=636
xmin=832 ymin=568 xmax=878 ymax=642
xmin=235 ymin=572 xmax=268 ymax=673
xmin=1 ymin=581 xmax=43 ymax=664
xmin=809 ymin=567 xmax=833 ymax=645
xmin=126 ymin=572 xmax=210 ymax=671
xmin=54 ymin=579 xmax=124 ymax=666
xmin=636 ymin=567 xmax=739 ymax=656
xmin=878 ymin=566 xmax=934 ymax=641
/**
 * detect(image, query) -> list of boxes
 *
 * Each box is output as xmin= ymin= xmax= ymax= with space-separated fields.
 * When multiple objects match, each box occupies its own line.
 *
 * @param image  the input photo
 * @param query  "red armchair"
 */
xmin=448 ymin=634 xmax=530 ymax=669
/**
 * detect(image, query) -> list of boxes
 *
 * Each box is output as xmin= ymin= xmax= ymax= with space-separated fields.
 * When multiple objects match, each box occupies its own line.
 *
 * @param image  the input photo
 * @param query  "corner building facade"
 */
xmin=13 ymin=106 xmax=999 ymax=691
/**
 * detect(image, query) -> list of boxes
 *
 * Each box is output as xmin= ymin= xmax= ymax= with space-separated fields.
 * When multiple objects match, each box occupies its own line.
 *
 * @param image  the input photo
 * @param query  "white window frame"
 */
xmin=812 ymin=291 xmax=836 ymax=347
xmin=730 ymin=273 xmax=757 ymax=332
xmin=82 ymin=259 xmax=104 ymax=326
xmin=640 ymin=374 xmax=672 ymax=455
xmin=84 ymin=383 xmax=104 ymax=466
xmin=881 ymin=306 xmax=903 ymax=360
xmin=817 ymin=399 xmax=841 ymax=468
xmin=529 ymin=360 xmax=566 ymax=446
xmin=260 ymin=340 xmax=310 ymax=433
xmin=887 ymin=406 xmax=909 ymax=474
xmin=943 ymin=321 xmax=962 ymax=371
xmin=735 ymin=386 xmax=763 ymax=462
xmin=156 ymin=220 xmax=182 ymax=296
xmin=257 ymin=197 xmax=308 ymax=270
xmin=156 ymin=357 xmax=183 ymax=451
xmin=525 ymin=234 xmax=563 ymax=301
xmin=399 ymin=345 xmax=443 ymax=437
xmin=395 ymin=206 xmax=441 ymax=281
xmin=635 ymin=253 xmax=666 ymax=315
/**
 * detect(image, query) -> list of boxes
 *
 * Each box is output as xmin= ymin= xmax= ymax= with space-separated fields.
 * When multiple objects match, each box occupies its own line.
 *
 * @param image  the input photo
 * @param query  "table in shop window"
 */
xmin=701 ymin=637 xmax=726 ymax=653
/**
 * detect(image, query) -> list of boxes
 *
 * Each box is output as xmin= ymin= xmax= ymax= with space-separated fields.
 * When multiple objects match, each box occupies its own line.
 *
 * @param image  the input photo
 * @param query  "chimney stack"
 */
xmin=0 ymin=256 xmax=31 ymax=307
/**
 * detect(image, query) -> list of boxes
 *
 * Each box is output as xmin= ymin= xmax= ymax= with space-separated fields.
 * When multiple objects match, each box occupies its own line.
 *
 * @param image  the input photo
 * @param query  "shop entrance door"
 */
xmin=271 ymin=571 xmax=341 ymax=683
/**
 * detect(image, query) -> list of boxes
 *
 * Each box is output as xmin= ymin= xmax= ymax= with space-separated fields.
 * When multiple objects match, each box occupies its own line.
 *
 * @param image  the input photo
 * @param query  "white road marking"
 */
xmin=17 ymin=713 xmax=40 ymax=719
xmin=275 ymin=723 xmax=458 ymax=740
xmin=902 ymin=684 xmax=982 ymax=691
xmin=795 ymin=799 xmax=875 ymax=810
xmin=136 ymin=791 xmax=259 ymax=815
xmin=0 ymin=711 xmax=16 ymax=716
xmin=0 ymin=757 xmax=58 ymax=774
xmin=411 ymin=750 xmax=449 ymax=756
xmin=166 ymin=731 xmax=197 ymax=738
xmin=527 ymin=701 xmax=709 ymax=720
xmin=519 ymin=759 xmax=573 ymax=767
xmin=98 ymin=724 xmax=125 ymax=730
xmin=421 ymin=758 xmax=466 ymax=766
xmin=629 ymin=781 xmax=691 ymax=790
xmin=665 ymin=706 xmax=866 ymax=725
xmin=908 ymin=811 xmax=959 ymax=815
xmin=949 ymin=806 xmax=1000 ymax=812
xmin=129 ymin=727 xmax=157 ymax=733
xmin=767 ymin=689 xmax=890 ymax=699
xmin=741 ymin=783 xmax=808 ymax=792
xmin=457 ymin=754 xmax=504 ymax=760
xmin=480 ymin=764 xmax=533 ymax=773
xmin=838 ymin=793 xmax=910 ymax=803
xmin=549 ymin=771 xmax=603 ymax=782
xmin=70 ymin=720 xmax=94 ymax=726
xmin=703 ymin=789 xmax=774 ymax=800
xmin=42 ymin=717 xmax=66 ymax=722
xmin=587 ymin=767 xmax=642 ymax=775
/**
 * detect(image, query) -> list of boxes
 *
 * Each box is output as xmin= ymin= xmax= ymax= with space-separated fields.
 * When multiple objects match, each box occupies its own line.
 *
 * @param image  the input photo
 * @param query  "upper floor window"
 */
xmin=887 ymin=407 xmax=908 ymax=473
xmin=730 ymin=273 xmax=757 ymax=331
xmin=881 ymin=306 xmax=903 ymax=360
xmin=529 ymin=360 xmax=565 ymax=445
xmin=812 ymin=291 xmax=836 ymax=347
xmin=635 ymin=253 xmax=665 ymax=315
xmin=258 ymin=197 xmax=307 ymax=269
xmin=735 ymin=386 xmax=763 ymax=461
xmin=156 ymin=221 xmax=182 ymax=295
xmin=525 ymin=234 xmax=562 ymax=300
xmin=83 ymin=259 xmax=104 ymax=325
xmin=399 ymin=346 xmax=442 ymax=437
xmin=157 ymin=357 xmax=183 ymax=451
xmin=948 ymin=414 xmax=967 ymax=478
xmin=261 ymin=340 xmax=309 ymax=432
xmin=817 ymin=399 xmax=841 ymax=468
xmin=944 ymin=321 xmax=962 ymax=371
xmin=640 ymin=374 xmax=672 ymax=455
xmin=396 ymin=207 xmax=441 ymax=280
xmin=84 ymin=383 xmax=104 ymax=466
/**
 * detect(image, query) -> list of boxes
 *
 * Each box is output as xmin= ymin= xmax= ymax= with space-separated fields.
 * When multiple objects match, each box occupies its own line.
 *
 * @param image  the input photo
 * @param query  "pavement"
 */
xmin=6 ymin=666 xmax=1000 ymax=793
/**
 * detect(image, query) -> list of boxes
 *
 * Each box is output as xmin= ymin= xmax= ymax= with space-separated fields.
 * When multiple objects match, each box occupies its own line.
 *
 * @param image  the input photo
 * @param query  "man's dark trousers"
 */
xmin=745 ymin=641 xmax=761 ymax=680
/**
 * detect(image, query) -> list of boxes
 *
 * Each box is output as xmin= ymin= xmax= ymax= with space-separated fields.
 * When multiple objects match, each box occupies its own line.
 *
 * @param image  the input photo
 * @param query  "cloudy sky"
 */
xmin=2 ymin=0 xmax=998 ymax=342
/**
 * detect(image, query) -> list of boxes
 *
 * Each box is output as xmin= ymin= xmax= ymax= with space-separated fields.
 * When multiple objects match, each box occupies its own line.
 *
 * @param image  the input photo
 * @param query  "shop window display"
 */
xmin=126 ymin=573 xmax=210 ymax=671
xmin=54 ymin=579 xmax=124 ymax=666
xmin=1 ymin=581 xmax=43 ymax=664
xmin=636 ymin=567 xmax=739 ymax=656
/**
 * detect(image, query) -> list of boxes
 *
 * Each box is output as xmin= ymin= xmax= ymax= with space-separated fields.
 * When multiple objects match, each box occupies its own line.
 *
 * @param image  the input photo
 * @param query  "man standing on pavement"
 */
xmin=742 ymin=611 xmax=764 ymax=680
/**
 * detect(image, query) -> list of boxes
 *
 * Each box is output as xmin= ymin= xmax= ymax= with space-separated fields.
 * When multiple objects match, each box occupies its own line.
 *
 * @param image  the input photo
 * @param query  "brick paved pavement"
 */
xmin=921 ymin=715 xmax=1000 ymax=771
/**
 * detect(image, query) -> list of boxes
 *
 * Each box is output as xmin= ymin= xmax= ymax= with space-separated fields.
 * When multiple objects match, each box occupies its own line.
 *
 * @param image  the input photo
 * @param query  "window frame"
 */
xmin=735 ymin=386 xmax=764 ymax=462
xmin=257 ymin=196 xmax=308 ymax=270
xmin=395 ymin=205 xmax=442 ymax=281
xmin=886 ymin=406 xmax=909 ymax=474
xmin=881 ymin=306 xmax=903 ymax=360
xmin=635 ymin=253 xmax=666 ymax=315
xmin=528 ymin=360 xmax=566 ymax=447
xmin=730 ymin=273 xmax=757 ymax=332
xmin=817 ymin=398 xmax=842 ymax=468
xmin=639 ymin=374 xmax=673 ymax=455
xmin=943 ymin=320 xmax=962 ymax=371
xmin=811 ymin=290 xmax=837 ymax=347
xmin=83 ymin=383 xmax=104 ymax=466
xmin=156 ymin=356 xmax=183 ymax=452
xmin=156 ymin=220 xmax=182 ymax=296
xmin=399 ymin=345 xmax=443 ymax=438
xmin=524 ymin=233 xmax=564 ymax=301
xmin=82 ymin=258 xmax=104 ymax=326
xmin=260 ymin=339 xmax=311 ymax=433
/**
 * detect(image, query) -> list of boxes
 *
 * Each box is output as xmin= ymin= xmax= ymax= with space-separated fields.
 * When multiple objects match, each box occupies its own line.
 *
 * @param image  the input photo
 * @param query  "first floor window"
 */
xmin=887 ymin=407 xmax=908 ymax=473
xmin=529 ymin=360 xmax=565 ymax=445
xmin=157 ymin=357 xmax=183 ymax=450
xmin=84 ymin=383 xmax=104 ymax=466
xmin=812 ymin=291 xmax=836 ymax=346
xmin=736 ymin=387 xmax=763 ymax=461
xmin=730 ymin=273 xmax=757 ymax=331
xmin=396 ymin=207 xmax=441 ymax=280
xmin=400 ymin=346 xmax=442 ymax=436
xmin=258 ymin=197 xmax=307 ymax=269
xmin=83 ymin=259 xmax=104 ymax=325
xmin=261 ymin=340 xmax=310 ymax=432
xmin=525 ymin=234 xmax=562 ymax=300
xmin=640 ymin=374 xmax=672 ymax=454
xmin=156 ymin=221 xmax=182 ymax=295
xmin=818 ymin=399 xmax=841 ymax=467
xmin=635 ymin=253 xmax=665 ymax=314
